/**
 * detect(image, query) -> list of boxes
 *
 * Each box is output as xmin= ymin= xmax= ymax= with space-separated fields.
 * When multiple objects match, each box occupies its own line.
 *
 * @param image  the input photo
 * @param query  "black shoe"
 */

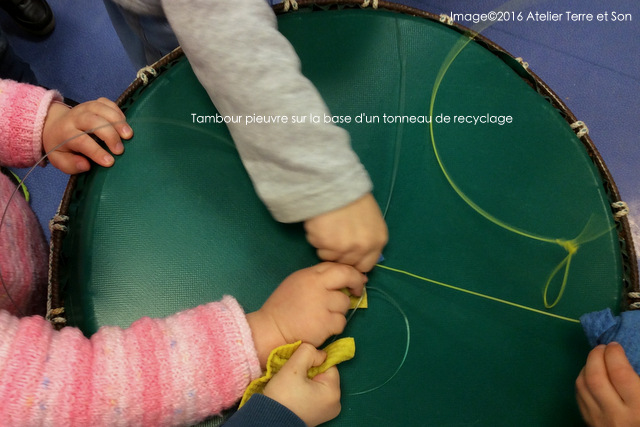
xmin=0 ymin=0 xmax=55 ymax=36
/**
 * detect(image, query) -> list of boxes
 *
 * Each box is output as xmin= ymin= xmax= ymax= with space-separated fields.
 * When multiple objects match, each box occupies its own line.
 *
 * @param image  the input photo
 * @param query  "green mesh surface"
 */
xmin=60 ymin=8 xmax=622 ymax=426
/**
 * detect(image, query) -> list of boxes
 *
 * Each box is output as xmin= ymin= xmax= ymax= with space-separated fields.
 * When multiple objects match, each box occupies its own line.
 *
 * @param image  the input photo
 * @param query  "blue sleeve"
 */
xmin=224 ymin=394 xmax=307 ymax=427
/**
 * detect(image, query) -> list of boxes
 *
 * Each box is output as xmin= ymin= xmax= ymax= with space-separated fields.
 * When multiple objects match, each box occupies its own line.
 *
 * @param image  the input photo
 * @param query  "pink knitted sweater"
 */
xmin=0 ymin=79 xmax=262 ymax=426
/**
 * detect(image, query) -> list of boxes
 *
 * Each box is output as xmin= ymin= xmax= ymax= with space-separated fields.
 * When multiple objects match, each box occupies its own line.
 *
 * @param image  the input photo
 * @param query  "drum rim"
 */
xmin=47 ymin=0 xmax=639 ymax=329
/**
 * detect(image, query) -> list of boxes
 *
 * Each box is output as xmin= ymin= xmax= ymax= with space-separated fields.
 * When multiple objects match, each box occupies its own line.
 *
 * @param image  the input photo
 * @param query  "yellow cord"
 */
xmin=376 ymin=264 xmax=580 ymax=324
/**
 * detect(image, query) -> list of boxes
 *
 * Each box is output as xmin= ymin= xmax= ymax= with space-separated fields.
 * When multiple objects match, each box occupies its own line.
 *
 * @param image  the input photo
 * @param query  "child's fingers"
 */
xmin=328 ymin=291 xmax=351 ymax=315
xmin=47 ymin=151 xmax=91 ymax=175
xmin=354 ymin=251 xmax=381 ymax=273
xmin=582 ymin=345 xmax=623 ymax=410
xmin=316 ymin=248 xmax=343 ymax=264
xmin=575 ymin=384 xmax=597 ymax=427
xmin=63 ymin=133 xmax=116 ymax=168
xmin=69 ymin=99 xmax=130 ymax=142
xmin=93 ymin=98 xmax=133 ymax=139
xmin=326 ymin=313 xmax=348 ymax=337
xmin=92 ymin=125 xmax=126 ymax=156
xmin=312 ymin=365 xmax=340 ymax=389
xmin=94 ymin=97 xmax=124 ymax=113
xmin=319 ymin=249 xmax=378 ymax=273
xmin=73 ymin=111 xmax=129 ymax=155
xmin=576 ymin=367 xmax=599 ymax=415
xmin=74 ymin=101 xmax=125 ymax=128
xmin=314 ymin=263 xmax=367 ymax=296
xmin=282 ymin=343 xmax=327 ymax=375
xmin=86 ymin=97 xmax=127 ymax=123
xmin=318 ymin=248 xmax=358 ymax=267
xmin=312 ymin=366 xmax=342 ymax=420
xmin=603 ymin=343 xmax=640 ymax=405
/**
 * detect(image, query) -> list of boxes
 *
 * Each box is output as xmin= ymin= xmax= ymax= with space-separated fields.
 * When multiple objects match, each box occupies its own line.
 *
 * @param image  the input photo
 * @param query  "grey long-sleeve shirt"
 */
xmin=113 ymin=0 xmax=373 ymax=223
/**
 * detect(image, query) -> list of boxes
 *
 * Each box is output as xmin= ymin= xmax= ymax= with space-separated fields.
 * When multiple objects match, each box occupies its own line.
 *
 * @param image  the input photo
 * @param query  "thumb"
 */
xmin=605 ymin=343 xmax=640 ymax=404
xmin=312 ymin=365 xmax=340 ymax=388
xmin=282 ymin=343 xmax=327 ymax=376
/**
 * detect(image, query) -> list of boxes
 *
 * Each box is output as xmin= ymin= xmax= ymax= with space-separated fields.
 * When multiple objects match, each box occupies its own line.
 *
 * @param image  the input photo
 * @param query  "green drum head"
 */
xmin=59 ymin=5 xmax=626 ymax=426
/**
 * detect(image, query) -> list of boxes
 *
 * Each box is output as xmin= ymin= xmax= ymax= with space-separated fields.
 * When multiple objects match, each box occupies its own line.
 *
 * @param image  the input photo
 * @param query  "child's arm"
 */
xmin=0 ymin=78 xmax=61 ymax=167
xmin=0 ymin=262 xmax=364 ymax=425
xmin=159 ymin=0 xmax=388 ymax=270
xmin=0 ymin=78 xmax=132 ymax=173
xmin=226 ymin=344 xmax=341 ymax=427
xmin=576 ymin=343 xmax=640 ymax=426
xmin=0 ymin=297 xmax=261 ymax=426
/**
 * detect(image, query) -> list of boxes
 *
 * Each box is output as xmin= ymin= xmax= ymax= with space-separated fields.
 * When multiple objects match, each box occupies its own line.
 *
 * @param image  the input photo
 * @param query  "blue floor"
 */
xmin=2 ymin=0 xmax=638 ymax=267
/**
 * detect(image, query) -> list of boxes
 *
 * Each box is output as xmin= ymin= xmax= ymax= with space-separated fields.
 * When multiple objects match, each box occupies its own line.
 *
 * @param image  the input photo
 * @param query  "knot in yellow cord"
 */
xmin=556 ymin=239 xmax=579 ymax=255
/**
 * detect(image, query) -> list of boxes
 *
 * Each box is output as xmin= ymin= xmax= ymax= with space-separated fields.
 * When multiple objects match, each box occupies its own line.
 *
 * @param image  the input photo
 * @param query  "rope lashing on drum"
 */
xmin=360 ymin=0 xmax=378 ymax=9
xmin=283 ymin=0 xmax=298 ymax=12
xmin=515 ymin=57 xmax=529 ymax=69
xmin=47 ymin=213 xmax=69 ymax=326
xmin=49 ymin=213 xmax=69 ymax=232
xmin=438 ymin=14 xmax=454 ymax=26
xmin=426 ymin=8 xmax=615 ymax=312
xmin=612 ymin=201 xmax=629 ymax=220
xmin=629 ymin=292 xmax=640 ymax=309
xmin=570 ymin=121 xmax=589 ymax=138
xmin=46 ymin=307 xmax=66 ymax=326
xmin=136 ymin=66 xmax=158 ymax=85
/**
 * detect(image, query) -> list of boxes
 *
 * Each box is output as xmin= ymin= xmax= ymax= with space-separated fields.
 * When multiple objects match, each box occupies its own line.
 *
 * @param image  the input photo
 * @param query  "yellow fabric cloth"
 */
xmin=239 ymin=337 xmax=356 ymax=408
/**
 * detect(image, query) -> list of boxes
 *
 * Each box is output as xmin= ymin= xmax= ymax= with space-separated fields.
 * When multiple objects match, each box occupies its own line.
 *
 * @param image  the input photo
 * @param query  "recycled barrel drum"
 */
xmin=50 ymin=2 xmax=638 ymax=425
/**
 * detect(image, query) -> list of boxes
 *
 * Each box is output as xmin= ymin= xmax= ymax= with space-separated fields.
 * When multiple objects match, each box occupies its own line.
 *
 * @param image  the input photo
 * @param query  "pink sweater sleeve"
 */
xmin=0 ymin=78 xmax=62 ymax=167
xmin=0 ymin=296 xmax=262 ymax=426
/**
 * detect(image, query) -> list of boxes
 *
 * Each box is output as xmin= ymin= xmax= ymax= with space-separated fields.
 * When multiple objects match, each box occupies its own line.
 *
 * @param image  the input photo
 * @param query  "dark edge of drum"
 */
xmin=274 ymin=0 xmax=639 ymax=309
xmin=48 ymin=2 xmax=639 ymax=331
xmin=47 ymin=48 xmax=185 ymax=330
xmin=47 ymin=173 xmax=76 ymax=329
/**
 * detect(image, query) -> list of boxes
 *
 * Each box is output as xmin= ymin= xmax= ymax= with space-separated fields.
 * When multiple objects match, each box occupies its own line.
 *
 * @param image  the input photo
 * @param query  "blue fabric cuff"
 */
xmin=224 ymin=394 xmax=307 ymax=427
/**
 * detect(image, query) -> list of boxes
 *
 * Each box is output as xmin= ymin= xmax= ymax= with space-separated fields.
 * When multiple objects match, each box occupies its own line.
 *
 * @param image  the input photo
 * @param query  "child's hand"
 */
xmin=42 ymin=98 xmax=133 ymax=174
xmin=246 ymin=262 xmax=366 ymax=368
xmin=304 ymin=193 xmax=388 ymax=273
xmin=576 ymin=342 xmax=640 ymax=426
xmin=264 ymin=343 xmax=341 ymax=427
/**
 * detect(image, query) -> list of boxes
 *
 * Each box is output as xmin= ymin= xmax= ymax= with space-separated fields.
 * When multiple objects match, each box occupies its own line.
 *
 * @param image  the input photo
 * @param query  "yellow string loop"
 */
xmin=426 ymin=27 xmax=615 ymax=312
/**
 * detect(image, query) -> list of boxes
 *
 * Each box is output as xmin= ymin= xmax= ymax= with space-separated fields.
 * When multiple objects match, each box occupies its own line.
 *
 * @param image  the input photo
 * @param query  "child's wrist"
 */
xmin=42 ymin=102 xmax=72 ymax=155
xmin=246 ymin=310 xmax=286 ymax=369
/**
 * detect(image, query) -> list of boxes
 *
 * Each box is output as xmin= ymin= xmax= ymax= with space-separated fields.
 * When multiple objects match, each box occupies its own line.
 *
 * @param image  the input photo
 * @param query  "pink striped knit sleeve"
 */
xmin=0 ymin=78 xmax=62 ymax=167
xmin=0 ymin=296 xmax=262 ymax=426
xmin=0 ymin=173 xmax=49 ymax=317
